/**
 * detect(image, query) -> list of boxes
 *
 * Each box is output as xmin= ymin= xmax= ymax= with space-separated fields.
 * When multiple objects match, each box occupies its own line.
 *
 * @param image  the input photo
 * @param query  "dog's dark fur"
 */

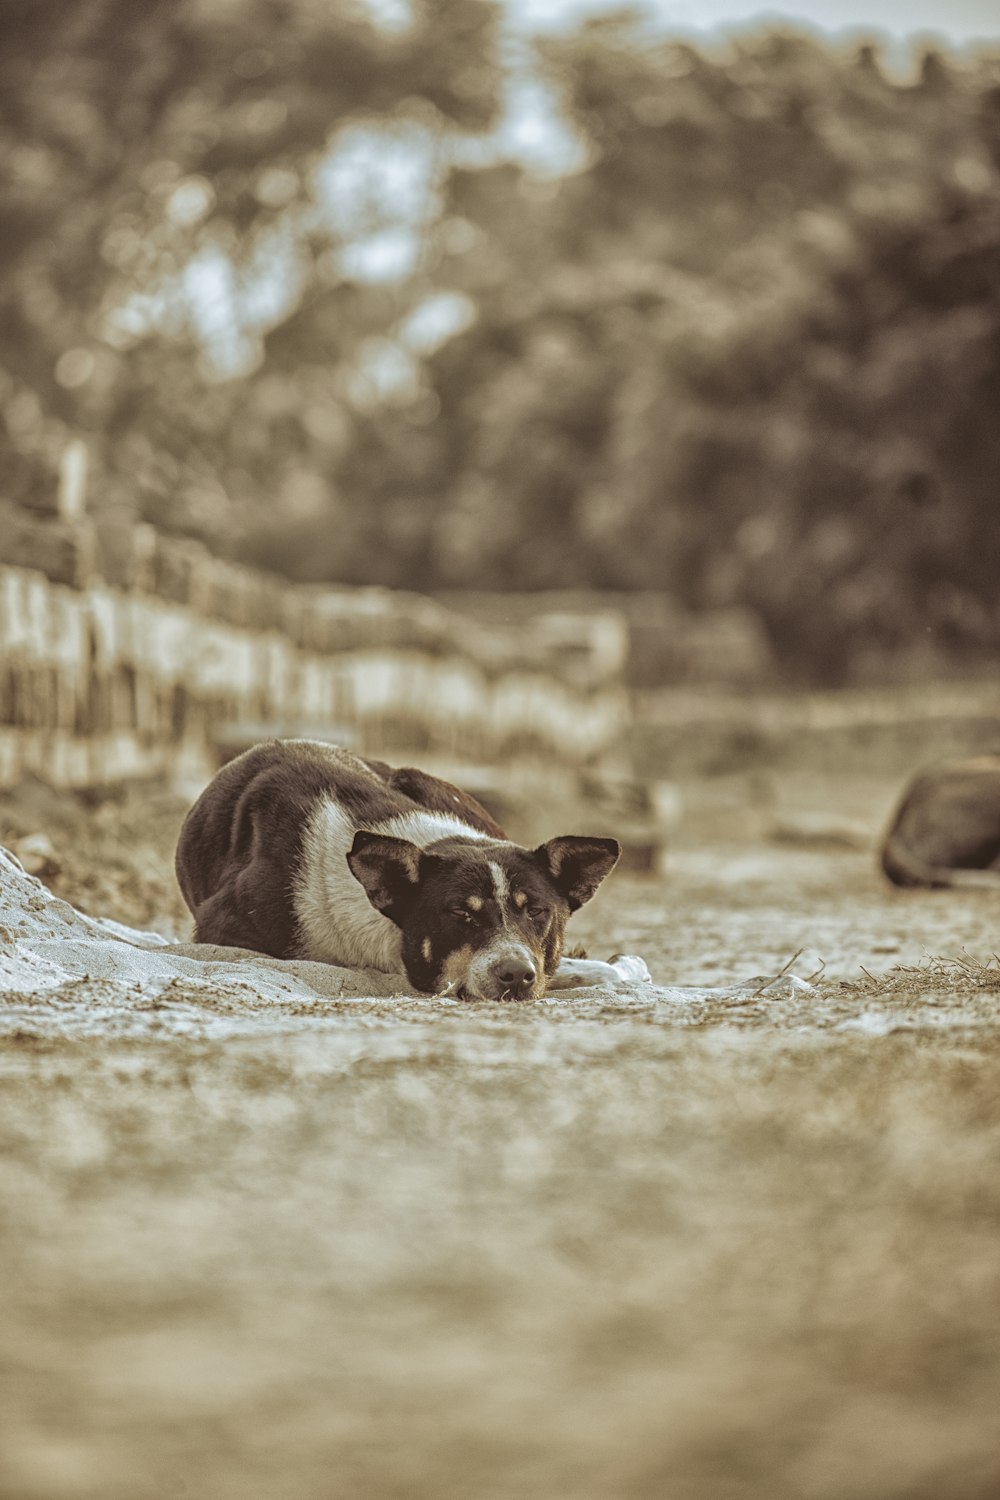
xmin=881 ymin=755 xmax=1000 ymax=889
xmin=176 ymin=739 xmax=625 ymax=1000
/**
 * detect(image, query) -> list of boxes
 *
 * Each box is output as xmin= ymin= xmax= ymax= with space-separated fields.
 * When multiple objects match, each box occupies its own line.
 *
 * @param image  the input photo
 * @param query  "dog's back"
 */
xmin=881 ymin=755 xmax=1000 ymax=888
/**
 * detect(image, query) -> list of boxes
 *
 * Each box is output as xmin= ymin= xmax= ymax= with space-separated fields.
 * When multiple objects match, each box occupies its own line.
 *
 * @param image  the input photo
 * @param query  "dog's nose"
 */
xmin=493 ymin=956 xmax=537 ymax=993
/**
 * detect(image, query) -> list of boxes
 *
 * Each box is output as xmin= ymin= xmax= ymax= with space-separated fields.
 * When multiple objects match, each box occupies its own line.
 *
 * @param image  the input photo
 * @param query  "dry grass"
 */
xmin=850 ymin=951 xmax=1000 ymax=999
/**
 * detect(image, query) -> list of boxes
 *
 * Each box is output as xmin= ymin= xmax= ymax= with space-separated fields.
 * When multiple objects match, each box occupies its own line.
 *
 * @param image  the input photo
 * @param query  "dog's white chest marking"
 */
xmin=294 ymin=801 xmax=401 ymax=971
xmin=293 ymin=797 xmax=487 ymax=973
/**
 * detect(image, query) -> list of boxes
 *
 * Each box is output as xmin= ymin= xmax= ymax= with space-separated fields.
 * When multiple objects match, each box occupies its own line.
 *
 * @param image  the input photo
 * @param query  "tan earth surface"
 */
xmin=1 ymin=759 xmax=999 ymax=1500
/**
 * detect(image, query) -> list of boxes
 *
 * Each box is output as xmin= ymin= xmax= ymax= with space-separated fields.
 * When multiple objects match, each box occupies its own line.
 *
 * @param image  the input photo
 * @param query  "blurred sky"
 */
xmin=509 ymin=0 xmax=1000 ymax=44
xmin=485 ymin=0 xmax=1000 ymax=181
xmin=187 ymin=0 xmax=1000 ymax=373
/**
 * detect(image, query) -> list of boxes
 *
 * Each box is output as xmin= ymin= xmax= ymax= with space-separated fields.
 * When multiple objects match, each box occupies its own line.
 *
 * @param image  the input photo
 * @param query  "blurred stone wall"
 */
xmin=439 ymin=590 xmax=775 ymax=689
xmin=0 ymin=519 xmax=629 ymax=790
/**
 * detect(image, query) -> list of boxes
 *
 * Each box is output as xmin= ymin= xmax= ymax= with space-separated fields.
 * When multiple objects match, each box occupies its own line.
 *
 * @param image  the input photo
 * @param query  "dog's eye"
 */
xmin=451 ymin=907 xmax=476 ymax=922
xmin=526 ymin=906 xmax=548 ymax=922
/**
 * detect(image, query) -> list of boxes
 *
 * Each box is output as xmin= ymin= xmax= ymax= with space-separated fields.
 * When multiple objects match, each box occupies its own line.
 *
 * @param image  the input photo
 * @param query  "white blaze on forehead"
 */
xmin=421 ymin=937 xmax=432 ymax=962
xmin=487 ymin=861 xmax=510 ymax=911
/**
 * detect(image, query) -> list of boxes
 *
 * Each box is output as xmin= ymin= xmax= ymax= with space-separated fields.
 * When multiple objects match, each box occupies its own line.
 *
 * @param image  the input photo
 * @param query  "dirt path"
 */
xmin=2 ymin=770 xmax=999 ymax=1500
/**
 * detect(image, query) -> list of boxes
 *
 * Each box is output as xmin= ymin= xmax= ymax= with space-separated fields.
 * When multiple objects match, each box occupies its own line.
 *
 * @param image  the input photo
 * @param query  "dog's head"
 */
xmin=347 ymin=832 xmax=620 ymax=1000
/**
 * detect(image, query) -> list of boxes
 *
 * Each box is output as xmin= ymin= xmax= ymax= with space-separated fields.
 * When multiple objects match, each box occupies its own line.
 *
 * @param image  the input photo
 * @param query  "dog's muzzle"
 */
xmin=466 ymin=943 xmax=540 ymax=1002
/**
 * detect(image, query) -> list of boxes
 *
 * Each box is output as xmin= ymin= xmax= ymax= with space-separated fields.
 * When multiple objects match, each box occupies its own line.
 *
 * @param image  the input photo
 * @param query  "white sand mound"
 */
xmin=0 ymin=844 xmax=810 ymax=1038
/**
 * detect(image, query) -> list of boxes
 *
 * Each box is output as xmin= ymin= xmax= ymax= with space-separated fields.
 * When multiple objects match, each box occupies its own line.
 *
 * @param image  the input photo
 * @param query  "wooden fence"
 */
xmin=0 ymin=521 xmax=629 ymax=789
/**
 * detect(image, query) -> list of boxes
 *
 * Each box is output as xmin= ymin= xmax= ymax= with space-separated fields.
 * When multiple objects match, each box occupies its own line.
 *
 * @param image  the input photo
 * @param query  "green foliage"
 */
xmin=2 ymin=1 xmax=1000 ymax=681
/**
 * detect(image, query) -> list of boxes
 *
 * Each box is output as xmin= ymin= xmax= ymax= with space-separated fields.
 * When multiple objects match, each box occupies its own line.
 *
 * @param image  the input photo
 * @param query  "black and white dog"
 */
xmin=175 ymin=739 xmax=649 ymax=1000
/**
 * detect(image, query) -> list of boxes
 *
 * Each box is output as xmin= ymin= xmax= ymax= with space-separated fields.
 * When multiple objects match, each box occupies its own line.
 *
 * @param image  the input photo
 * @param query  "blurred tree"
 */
xmin=337 ymin=17 xmax=1000 ymax=679
xmin=3 ymin=1 xmax=1000 ymax=683
xmin=0 ymin=0 xmax=501 ymax=523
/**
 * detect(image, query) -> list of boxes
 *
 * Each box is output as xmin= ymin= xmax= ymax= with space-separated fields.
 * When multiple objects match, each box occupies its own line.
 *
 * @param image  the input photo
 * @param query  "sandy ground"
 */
xmin=2 ymin=765 xmax=1000 ymax=1499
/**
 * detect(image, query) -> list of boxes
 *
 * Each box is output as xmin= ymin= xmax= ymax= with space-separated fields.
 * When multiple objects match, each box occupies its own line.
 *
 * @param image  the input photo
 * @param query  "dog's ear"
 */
xmin=534 ymin=836 xmax=621 ymax=911
xmin=347 ymin=831 xmax=425 ymax=923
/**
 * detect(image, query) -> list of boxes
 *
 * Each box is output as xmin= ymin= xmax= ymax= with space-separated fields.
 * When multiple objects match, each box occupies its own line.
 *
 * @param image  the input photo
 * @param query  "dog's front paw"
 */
xmin=607 ymin=953 xmax=652 ymax=984
xmin=549 ymin=952 xmax=653 ymax=990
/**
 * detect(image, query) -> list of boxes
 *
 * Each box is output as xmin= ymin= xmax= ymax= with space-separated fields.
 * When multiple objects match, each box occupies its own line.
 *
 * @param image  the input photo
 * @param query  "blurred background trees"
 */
xmin=2 ymin=0 xmax=999 ymax=681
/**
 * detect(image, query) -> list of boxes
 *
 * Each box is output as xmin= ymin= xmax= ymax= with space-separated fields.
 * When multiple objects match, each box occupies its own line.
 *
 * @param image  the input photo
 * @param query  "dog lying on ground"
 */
xmin=881 ymin=755 xmax=1000 ymax=888
xmin=176 ymin=739 xmax=650 ymax=999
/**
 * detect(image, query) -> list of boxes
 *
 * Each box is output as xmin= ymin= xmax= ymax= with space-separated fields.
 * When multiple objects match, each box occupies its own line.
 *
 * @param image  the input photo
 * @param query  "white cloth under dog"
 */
xmin=0 ymin=845 xmax=811 ymax=1040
